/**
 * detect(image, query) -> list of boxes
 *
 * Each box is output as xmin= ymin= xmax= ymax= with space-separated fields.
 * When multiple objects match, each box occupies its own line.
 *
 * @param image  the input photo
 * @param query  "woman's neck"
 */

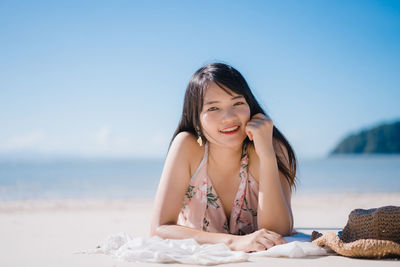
xmin=207 ymin=142 xmax=243 ymax=171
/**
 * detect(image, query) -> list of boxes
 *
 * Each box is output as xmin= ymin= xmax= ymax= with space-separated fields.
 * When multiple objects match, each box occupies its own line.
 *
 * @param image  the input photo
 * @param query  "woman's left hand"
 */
xmin=245 ymin=113 xmax=275 ymax=158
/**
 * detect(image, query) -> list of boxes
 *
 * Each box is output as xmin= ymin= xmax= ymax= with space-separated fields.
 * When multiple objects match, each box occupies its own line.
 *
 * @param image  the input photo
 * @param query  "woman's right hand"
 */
xmin=229 ymin=228 xmax=286 ymax=252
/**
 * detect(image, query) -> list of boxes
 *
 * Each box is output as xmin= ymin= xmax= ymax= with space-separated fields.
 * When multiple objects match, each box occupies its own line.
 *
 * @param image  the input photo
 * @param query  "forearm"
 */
xmin=257 ymin=151 xmax=293 ymax=235
xmin=152 ymin=224 xmax=236 ymax=247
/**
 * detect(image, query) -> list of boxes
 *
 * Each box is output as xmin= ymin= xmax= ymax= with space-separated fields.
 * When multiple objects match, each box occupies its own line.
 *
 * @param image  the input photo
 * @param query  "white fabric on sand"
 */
xmin=77 ymin=232 xmax=327 ymax=265
xmin=251 ymin=241 xmax=327 ymax=258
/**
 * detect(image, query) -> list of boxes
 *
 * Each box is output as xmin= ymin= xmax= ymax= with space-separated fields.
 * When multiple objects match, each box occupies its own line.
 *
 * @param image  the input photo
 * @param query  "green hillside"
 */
xmin=330 ymin=120 xmax=400 ymax=154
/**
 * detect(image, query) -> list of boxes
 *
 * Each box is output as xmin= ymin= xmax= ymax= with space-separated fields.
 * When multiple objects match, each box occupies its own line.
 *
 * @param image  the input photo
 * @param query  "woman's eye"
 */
xmin=207 ymin=107 xmax=218 ymax=111
xmin=234 ymin=102 xmax=244 ymax=106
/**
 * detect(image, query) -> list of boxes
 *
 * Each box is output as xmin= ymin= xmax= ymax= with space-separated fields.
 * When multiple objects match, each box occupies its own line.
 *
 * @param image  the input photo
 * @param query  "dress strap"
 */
xmin=189 ymin=141 xmax=208 ymax=180
xmin=229 ymin=141 xmax=250 ymax=231
xmin=241 ymin=142 xmax=249 ymax=162
xmin=203 ymin=141 xmax=209 ymax=160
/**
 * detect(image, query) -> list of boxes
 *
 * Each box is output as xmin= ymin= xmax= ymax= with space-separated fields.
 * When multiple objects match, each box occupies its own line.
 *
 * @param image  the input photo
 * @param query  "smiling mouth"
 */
xmin=219 ymin=125 xmax=240 ymax=134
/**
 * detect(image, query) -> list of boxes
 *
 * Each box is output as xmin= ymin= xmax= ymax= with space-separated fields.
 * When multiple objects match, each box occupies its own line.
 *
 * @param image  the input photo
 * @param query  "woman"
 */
xmin=150 ymin=62 xmax=297 ymax=252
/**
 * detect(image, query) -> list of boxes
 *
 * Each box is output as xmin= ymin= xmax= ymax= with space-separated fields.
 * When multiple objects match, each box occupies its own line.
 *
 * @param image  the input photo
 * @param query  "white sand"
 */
xmin=1 ymin=193 xmax=399 ymax=267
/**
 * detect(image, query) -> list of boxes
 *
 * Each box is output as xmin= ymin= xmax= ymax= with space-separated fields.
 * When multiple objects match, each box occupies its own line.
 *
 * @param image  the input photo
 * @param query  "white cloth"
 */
xmin=251 ymin=241 xmax=327 ymax=258
xmin=77 ymin=233 xmax=248 ymax=265
xmin=77 ymin=232 xmax=327 ymax=265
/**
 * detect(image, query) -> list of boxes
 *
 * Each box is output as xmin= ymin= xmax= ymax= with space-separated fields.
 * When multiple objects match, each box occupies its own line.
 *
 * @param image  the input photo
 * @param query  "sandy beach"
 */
xmin=1 ymin=193 xmax=400 ymax=267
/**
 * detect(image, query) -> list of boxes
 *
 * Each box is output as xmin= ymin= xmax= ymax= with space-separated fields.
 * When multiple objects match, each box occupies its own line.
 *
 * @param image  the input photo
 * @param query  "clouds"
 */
xmin=1 ymin=130 xmax=46 ymax=151
xmin=95 ymin=125 xmax=112 ymax=148
xmin=0 ymin=125 xmax=170 ymax=158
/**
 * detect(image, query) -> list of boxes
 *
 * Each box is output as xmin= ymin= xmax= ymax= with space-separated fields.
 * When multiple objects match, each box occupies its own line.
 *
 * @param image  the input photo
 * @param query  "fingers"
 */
xmin=250 ymin=237 xmax=280 ymax=252
xmin=251 ymin=113 xmax=266 ymax=119
xmin=252 ymin=229 xmax=286 ymax=251
xmin=262 ymin=229 xmax=283 ymax=239
xmin=251 ymin=113 xmax=271 ymax=121
xmin=246 ymin=116 xmax=273 ymax=129
xmin=264 ymin=229 xmax=286 ymax=245
xmin=246 ymin=130 xmax=253 ymax=141
xmin=245 ymin=125 xmax=253 ymax=140
xmin=255 ymin=239 xmax=275 ymax=250
xmin=248 ymin=117 xmax=269 ymax=125
xmin=267 ymin=234 xmax=286 ymax=245
xmin=245 ymin=120 xmax=264 ymax=141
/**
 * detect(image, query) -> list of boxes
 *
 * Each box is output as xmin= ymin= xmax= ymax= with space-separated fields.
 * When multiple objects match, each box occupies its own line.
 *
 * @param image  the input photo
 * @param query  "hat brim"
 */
xmin=312 ymin=232 xmax=400 ymax=259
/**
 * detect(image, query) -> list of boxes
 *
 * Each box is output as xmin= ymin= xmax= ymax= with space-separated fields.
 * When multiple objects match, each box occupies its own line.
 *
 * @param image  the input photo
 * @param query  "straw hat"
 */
xmin=311 ymin=206 xmax=400 ymax=258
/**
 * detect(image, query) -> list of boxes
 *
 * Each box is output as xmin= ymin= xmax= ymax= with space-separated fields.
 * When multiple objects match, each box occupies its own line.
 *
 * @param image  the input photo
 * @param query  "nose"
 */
xmin=221 ymin=107 xmax=238 ymax=124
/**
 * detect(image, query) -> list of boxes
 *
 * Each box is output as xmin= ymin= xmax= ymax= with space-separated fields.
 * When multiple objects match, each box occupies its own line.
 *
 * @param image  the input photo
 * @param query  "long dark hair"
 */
xmin=170 ymin=63 xmax=297 ymax=188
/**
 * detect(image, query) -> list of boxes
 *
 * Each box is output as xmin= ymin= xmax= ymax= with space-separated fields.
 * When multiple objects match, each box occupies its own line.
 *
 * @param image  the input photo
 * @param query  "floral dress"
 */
xmin=177 ymin=141 xmax=259 ymax=235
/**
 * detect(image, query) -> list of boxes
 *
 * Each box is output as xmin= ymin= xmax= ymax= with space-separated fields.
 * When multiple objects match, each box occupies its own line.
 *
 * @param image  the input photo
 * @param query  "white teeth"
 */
xmin=221 ymin=126 xmax=239 ymax=132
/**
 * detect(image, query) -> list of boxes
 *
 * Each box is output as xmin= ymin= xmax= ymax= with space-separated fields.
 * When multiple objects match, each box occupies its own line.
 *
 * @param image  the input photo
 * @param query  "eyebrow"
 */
xmin=204 ymin=95 xmax=244 ymax=106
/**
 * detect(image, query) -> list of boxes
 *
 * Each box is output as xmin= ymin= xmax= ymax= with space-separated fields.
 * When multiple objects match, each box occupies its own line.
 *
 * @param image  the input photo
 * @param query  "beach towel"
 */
xmin=76 ymin=232 xmax=327 ymax=265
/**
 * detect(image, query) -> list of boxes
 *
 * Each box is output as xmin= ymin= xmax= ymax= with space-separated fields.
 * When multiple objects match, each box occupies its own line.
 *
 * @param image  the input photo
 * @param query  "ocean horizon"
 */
xmin=0 ymin=154 xmax=399 ymax=201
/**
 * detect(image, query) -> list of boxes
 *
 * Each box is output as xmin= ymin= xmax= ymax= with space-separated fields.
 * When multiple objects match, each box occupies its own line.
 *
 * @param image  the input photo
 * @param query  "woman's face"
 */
xmin=199 ymin=82 xmax=251 ymax=148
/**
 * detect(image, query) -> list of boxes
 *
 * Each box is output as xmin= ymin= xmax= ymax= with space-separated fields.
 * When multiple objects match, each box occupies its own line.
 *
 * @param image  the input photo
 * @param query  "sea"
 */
xmin=0 ymin=155 xmax=399 ymax=200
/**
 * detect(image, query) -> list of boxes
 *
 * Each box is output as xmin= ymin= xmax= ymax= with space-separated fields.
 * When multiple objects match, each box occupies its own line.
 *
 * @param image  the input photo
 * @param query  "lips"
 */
xmin=219 ymin=125 xmax=240 ymax=134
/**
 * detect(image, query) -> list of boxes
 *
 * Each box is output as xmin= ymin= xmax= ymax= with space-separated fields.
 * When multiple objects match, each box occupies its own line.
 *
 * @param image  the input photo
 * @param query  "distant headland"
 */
xmin=330 ymin=120 xmax=400 ymax=154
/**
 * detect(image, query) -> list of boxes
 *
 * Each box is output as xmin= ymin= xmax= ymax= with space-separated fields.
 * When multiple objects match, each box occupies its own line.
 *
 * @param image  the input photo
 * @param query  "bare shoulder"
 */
xmin=151 ymin=132 xmax=203 ymax=232
xmin=172 ymin=131 xmax=196 ymax=146
xmin=170 ymin=131 xmax=201 ymax=156
xmin=170 ymin=132 xmax=204 ymax=176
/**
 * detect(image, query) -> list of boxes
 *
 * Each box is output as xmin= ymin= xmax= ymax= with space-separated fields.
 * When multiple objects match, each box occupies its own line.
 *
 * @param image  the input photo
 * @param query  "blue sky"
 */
xmin=0 ymin=0 xmax=399 ymax=159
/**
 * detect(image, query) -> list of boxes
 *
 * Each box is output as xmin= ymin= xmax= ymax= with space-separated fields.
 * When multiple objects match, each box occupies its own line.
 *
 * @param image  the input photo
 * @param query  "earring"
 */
xmin=197 ymin=136 xmax=203 ymax=147
xmin=195 ymin=126 xmax=203 ymax=147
